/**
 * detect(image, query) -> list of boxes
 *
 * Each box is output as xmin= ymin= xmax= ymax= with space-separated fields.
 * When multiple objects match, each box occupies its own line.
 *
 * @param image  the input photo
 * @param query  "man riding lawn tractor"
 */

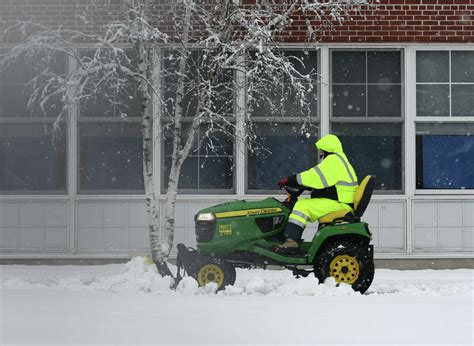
xmin=161 ymin=132 xmax=376 ymax=294
xmin=276 ymin=133 xmax=358 ymax=252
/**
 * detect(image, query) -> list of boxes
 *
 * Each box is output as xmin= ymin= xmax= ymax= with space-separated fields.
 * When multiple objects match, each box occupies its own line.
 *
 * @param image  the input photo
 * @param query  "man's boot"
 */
xmin=278 ymin=238 xmax=299 ymax=249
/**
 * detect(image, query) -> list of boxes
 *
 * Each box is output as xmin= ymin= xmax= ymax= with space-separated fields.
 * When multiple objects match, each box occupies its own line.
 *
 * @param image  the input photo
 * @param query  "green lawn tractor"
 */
xmin=172 ymin=175 xmax=376 ymax=294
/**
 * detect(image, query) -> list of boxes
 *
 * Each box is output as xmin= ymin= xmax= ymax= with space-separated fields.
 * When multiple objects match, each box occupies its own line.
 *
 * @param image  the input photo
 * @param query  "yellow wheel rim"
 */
xmin=197 ymin=264 xmax=225 ymax=287
xmin=329 ymin=255 xmax=360 ymax=285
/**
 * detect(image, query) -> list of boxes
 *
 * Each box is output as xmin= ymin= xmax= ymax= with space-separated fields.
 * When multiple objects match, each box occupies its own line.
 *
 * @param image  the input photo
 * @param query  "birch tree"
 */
xmin=0 ymin=0 xmax=374 ymax=275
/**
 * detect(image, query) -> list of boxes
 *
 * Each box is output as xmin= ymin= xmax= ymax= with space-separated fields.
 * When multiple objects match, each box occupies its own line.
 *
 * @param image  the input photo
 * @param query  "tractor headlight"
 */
xmin=196 ymin=213 xmax=215 ymax=222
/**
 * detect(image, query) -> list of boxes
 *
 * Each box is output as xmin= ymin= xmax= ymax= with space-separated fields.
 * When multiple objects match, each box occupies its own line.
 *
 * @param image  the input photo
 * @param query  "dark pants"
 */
xmin=283 ymin=222 xmax=304 ymax=242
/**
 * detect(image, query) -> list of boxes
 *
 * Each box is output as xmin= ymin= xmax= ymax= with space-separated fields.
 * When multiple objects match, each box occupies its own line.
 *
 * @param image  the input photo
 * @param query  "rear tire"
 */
xmin=314 ymin=238 xmax=374 ymax=294
xmin=193 ymin=258 xmax=236 ymax=291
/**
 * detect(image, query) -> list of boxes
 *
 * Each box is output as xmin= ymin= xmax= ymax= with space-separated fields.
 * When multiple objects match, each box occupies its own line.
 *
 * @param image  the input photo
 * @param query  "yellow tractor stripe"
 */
xmin=215 ymin=207 xmax=283 ymax=219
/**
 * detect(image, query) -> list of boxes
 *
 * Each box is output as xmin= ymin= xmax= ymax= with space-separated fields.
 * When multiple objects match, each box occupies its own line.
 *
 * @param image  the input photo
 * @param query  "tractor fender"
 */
xmin=307 ymin=223 xmax=371 ymax=263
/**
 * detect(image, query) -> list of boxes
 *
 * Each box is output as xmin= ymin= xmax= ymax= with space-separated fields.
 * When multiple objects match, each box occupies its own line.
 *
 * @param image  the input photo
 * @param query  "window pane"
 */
xmin=162 ymin=50 xmax=234 ymax=119
xmin=285 ymin=50 xmax=318 ymax=75
xmin=451 ymin=51 xmax=474 ymax=83
xmin=199 ymin=157 xmax=233 ymax=189
xmin=79 ymin=122 xmax=143 ymax=193
xmin=0 ymin=52 xmax=67 ymax=118
xmin=79 ymin=49 xmax=141 ymax=118
xmin=162 ymin=124 xmax=234 ymax=191
xmin=163 ymin=156 xmax=198 ymax=190
xmin=332 ymin=122 xmax=402 ymax=191
xmin=332 ymin=51 xmax=366 ymax=83
xmin=368 ymin=84 xmax=401 ymax=117
xmin=80 ymin=82 xmax=141 ymax=118
xmin=331 ymin=85 xmax=366 ymax=117
xmin=416 ymin=51 xmax=449 ymax=83
xmin=416 ymin=84 xmax=449 ymax=117
xmin=247 ymin=122 xmax=318 ymax=190
xmin=416 ymin=123 xmax=474 ymax=189
xmin=249 ymin=50 xmax=317 ymax=118
xmin=368 ymin=51 xmax=401 ymax=84
xmin=452 ymin=85 xmax=474 ymax=116
xmin=0 ymin=123 xmax=66 ymax=193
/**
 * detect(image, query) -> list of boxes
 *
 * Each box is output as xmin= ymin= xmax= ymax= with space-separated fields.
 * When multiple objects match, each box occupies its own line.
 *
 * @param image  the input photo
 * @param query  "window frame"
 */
xmin=329 ymin=48 xmax=405 ymax=195
xmin=159 ymin=47 xmax=237 ymax=195
xmin=245 ymin=47 xmax=321 ymax=194
xmin=76 ymin=47 xmax=145 ymax=195
xmin=414 ymin=47 xmax=474 ymax=195
xmin=0 ymin=48 xmax=69 ymax=195
xmin=415 ymin=49 xmax=474 ymax=118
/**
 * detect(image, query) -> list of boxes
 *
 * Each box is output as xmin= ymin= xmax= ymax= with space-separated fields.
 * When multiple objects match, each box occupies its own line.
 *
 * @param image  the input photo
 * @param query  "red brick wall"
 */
xmin=318 ymin=0 xmax=474 ymax=43
xmin=1 ymin=0 xmax=473 ymax=44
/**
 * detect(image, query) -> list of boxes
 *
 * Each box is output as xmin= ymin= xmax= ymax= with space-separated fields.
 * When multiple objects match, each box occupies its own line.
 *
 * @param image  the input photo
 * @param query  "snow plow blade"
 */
xmin=154 ymin=243 xmax=200 ymax=289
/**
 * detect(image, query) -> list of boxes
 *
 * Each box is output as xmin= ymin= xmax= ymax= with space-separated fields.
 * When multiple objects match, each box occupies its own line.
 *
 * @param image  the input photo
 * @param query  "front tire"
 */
xmin=314 ymin=238 xmax=374 ymax=294
xmin=194 ymin=258 xmax=236 ymax=291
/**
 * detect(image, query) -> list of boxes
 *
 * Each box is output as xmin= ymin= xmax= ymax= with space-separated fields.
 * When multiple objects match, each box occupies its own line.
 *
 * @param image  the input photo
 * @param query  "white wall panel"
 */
xmin=413 ymin=200 xmax=474 ymax=252
xmin=76 ymin=200 xmax=148 ymax=253
xmin=0 ymin=201 xmax=69 ymax=253
xmin=463 ymin=227 xmax=474 ymax=249
xmin=362 ymin=201 xmax=406 ymax=253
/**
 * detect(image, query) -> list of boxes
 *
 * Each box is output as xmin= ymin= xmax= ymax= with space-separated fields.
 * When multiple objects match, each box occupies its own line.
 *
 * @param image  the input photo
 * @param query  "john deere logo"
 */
xmin=215 ymin=207 xmax=283 ymax=219
xmin=218 ymin=224 xmax=232 ymax=236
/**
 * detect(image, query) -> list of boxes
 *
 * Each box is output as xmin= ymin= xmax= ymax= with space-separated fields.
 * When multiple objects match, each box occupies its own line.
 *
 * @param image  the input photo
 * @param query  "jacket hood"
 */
xmin=315 ymin=134 xmax=343 ymax=153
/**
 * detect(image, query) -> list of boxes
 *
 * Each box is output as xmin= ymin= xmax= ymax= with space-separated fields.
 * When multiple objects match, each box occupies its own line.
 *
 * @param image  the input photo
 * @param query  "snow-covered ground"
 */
xmin=1 ymin=258 xmax=473 ymax=345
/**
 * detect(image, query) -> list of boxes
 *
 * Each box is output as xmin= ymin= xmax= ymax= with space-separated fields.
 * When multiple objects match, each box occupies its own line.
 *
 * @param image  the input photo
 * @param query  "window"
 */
xmin=332 ymin=50 xmax=402 ymax=118
xmin=416 ymin=123 xmax=474 ymax=190
xmin=249 ymin=50 xmax=318 ymax=118
xmin=0 ymin=123 xmax=66 ymax=193
xmin=247 ymin=122 xmax=318 ymax=190
xmin=78 ymin=48 xmax=143 ymax=194
xmin=79 ymin=123 xmax=143 ymax=193
xmin=247 ymin=50 xmax=319 ymax=192
xmin=162 ymin=124 xmax=234 ymax=191
xmin=332 ymin=123 xmax=402 ymax=191
xmin=416 ymin=50 xmax=474 ymax=116
xmin=0 ymin=50 xmax=67 ymax=194
xmin=330 ymin=49 xmax=404 ymax=192
xmin=79 ymin=49 xmax=141 ymax=118
xmin=161 ymin=50 xmax=235 ymax=193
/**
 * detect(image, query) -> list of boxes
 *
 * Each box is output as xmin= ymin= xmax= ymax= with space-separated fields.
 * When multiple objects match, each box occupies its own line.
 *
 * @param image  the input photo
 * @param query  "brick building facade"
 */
xmin=1 ymin=0 xmax=473 ymax=260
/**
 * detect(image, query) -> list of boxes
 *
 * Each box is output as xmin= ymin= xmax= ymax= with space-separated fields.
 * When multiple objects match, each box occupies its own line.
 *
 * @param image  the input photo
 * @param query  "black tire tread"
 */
xmin=313 ymin=238 xmax=375 ymax=294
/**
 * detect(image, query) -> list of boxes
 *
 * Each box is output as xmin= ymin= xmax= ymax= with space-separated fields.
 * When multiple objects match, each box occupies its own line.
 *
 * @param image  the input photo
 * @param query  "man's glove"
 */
xmin=277 ymin=177 xmax=289 ymax=188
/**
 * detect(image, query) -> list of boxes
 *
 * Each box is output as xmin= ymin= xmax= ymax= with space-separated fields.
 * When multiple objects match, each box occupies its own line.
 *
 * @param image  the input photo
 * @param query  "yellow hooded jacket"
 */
xmin=296 ymin=134 xmax=358 ymax=205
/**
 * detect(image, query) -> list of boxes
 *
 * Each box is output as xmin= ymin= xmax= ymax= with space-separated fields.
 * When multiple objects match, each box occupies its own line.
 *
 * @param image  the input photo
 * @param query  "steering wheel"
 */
xmin=281 ymin=185 xmax=305 ymax=209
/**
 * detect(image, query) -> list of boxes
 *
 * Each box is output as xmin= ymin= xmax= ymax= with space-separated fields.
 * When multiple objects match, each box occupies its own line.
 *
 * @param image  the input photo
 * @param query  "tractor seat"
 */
xmin=318 ymin=175 xmax=375 ymax=225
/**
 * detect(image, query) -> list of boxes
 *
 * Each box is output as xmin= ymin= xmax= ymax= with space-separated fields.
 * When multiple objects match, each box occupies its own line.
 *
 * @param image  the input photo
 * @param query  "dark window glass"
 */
xmin=416 ymin=51 xmax=449 ymax=83
xmin=452 ymin=85 xmax=474 ymax=116
xmin=331 ymin=85 xmax=366 ymax=117
xmin=162 ymin=50 xmax=234 ymax=119
xmin=0 ymin=123 xmax=66 ymax=193
xmin=249 ymin=50 xmax=318 ymax=118
xmin=0 ymin=52 xmax=67 ymax=118
xmin=162 ymin=124 xmax=234 ymax=191
xmin=416 ymin=123 xmax=474 ymax=189
xmin=79 ymin=122 xmax=143 ymax=193
xmin=451 ymin=51 xmax=474 ymax=83
xmin=416 ymin=50 xmax=474 ymax=117
xmin=332 ymin=50 xmax=402 ymax=118
xmin=416 ymin=84 xmax=450 ymax=117
xmin=368 ymin=51 xmax=401 ymax=84
xmin=332 ymin=51 xmax=366 ymax=83
xmin=247 ymin=122 xmax=318 ymax=191
xmin=368 ymin=84 xmax=401 ymax=117
xmin=79 ymin=49 xmax=141 ymax=118
xmin=332 ymin=123 xmax=402 ymax=191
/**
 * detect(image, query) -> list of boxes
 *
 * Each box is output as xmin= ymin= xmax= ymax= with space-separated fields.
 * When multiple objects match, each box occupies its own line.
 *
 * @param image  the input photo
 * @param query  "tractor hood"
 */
xmin=196 ymin=197 xmax=287 ymax=220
